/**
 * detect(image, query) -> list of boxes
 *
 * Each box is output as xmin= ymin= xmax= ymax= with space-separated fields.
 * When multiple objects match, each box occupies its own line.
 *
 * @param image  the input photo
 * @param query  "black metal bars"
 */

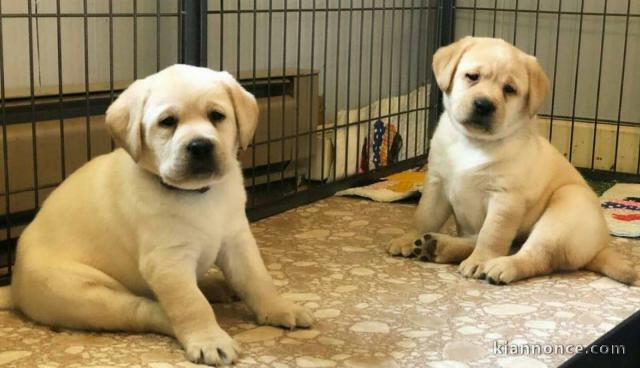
xmin=180 ymin=0 xmax=207 ymax=66
xmin=2 ymin=1 xmax=637 ymax=287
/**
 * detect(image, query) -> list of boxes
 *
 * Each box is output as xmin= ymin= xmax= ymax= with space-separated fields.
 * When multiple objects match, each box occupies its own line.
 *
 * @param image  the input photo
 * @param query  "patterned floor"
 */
xmin=2 ymin=196 xmax=640 ymax=367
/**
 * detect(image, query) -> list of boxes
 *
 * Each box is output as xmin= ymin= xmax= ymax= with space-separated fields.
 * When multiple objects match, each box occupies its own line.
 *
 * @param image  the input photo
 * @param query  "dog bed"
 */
xmin=600 ymin=183 xmax=640 ymax=238
xmin=310 ymin=85 xmax=430 ymax=181
xmin=335 ymin=169 xmax=425 ymax=202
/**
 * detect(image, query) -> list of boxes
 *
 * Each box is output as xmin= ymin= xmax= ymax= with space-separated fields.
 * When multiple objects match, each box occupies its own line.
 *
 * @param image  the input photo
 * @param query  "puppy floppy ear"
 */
xmin=220 ymin=72 xmax=259 ymax=151
xmin=105 ymin=79 xmax=149 ymax=161
xmin=432 ymin=36 xmax=475 ymax=93
xmin=525 ymin=55 xmax=550 ymax=117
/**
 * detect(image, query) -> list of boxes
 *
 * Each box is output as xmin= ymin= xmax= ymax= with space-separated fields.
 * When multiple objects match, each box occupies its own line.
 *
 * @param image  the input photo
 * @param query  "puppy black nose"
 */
xmin=473 ymin=98 xmax=495 ymax=116
xmin=187 ymin=138 xmax=214 ymax=158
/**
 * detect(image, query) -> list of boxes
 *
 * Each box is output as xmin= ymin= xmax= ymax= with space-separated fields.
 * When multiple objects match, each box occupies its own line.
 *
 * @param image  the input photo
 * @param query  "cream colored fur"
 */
xmin=389 ymin=37 xmax=638 ymax=286
xmin=0 ymin=65 xmax=313 ymax=366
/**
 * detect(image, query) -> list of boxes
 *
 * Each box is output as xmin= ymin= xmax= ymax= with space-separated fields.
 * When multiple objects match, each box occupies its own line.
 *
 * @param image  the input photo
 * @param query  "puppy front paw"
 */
xmin=184 ymin=330 xmax=240 ymax=366
xmin=483 ymin=256 xmax=520 ymax=285
xmin=458 ymin=251 xmax=498 ymax=279
xmin=256 ymin=299 xmax=314 ymax=329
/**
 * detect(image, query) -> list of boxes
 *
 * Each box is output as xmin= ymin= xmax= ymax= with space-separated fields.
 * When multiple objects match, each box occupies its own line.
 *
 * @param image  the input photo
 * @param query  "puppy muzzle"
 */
xmin=186 ymin=138 xmax=217 ymax=176
xmin=465 ymin=97 xmax=495 ymax=131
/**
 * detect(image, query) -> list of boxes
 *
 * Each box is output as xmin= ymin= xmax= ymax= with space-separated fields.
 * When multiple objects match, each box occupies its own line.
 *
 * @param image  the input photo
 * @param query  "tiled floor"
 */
xmin=2 ymin=196 xmax=640 ymax=367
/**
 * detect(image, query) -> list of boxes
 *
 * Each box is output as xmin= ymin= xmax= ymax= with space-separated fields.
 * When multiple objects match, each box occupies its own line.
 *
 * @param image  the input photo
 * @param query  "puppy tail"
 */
xmin=0 ymin=286 xmax=13 ymax=310
xmin=584 ymin=247 xmax=639 ymax=286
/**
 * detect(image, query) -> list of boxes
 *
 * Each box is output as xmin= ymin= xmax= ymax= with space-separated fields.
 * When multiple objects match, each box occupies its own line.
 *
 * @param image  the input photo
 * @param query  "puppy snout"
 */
xmin=186 ymin=138 xmax=216 ymax=175
xmin=473 ymin=98 xmax=495 ymax=116
xmin=187 ymin=138 xmax=214 ymax=159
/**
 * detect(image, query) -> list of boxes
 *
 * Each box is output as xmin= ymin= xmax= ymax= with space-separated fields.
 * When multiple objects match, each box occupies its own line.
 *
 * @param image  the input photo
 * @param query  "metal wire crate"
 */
xmin=0 ymin=0 xmax=638 ymax=285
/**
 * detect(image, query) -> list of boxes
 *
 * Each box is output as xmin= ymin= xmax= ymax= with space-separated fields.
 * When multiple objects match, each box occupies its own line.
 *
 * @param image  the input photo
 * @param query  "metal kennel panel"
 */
xmin=207 ymin=0 xmax=440 ymax=219
xmin=0 ymin=0 xmax=440 ymax=284
xmin=454 ymin=0 xmax=640 ymax=182
xmin=0 ymin=0 xmax=635 ymax=293
xmin=2 ymin=0 xmax=637 ymax=286
xmin=0 ymin=0 xmax=183 ymax=285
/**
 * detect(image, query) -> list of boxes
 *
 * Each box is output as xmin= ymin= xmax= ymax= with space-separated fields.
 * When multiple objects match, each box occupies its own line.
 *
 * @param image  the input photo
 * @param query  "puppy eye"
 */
xmin=208 ymin=111 xmax=225 ymax=124
xmin=503 ymin=84 xmax=516 ymax=95
xmin=465 ymin=73 xmax=479 ymax=82
xmin=159 ymin=116 xmax=178 ymax=128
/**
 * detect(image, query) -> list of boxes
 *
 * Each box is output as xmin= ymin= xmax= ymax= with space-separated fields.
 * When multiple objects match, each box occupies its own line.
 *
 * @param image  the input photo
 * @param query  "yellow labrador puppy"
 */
xmin=389 ymin=37 xmax=638 ymax=286
xmin=0 ymin=65 xmax=313 ymax=366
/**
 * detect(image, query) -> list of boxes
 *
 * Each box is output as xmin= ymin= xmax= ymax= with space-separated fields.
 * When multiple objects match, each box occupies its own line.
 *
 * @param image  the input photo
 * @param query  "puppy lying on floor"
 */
xmin=0 ymin=65 xmax=312 ymax=366
xmin=389 ymin=37 xmax=638 ymax=286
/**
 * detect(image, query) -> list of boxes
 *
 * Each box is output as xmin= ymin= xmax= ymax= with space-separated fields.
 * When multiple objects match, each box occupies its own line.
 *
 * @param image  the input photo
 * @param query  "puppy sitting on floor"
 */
xmin=0 ymin=65 xmax=313 ymax=366
xmin=389 ymin=37 xmax=638 ymax=286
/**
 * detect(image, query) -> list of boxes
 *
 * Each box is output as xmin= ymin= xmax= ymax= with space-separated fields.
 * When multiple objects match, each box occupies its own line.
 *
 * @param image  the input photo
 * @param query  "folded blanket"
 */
xmin=336 ymin=170 xmax=425 ymax=202
xmin=600 ymin=183 xmax=640 ymax=238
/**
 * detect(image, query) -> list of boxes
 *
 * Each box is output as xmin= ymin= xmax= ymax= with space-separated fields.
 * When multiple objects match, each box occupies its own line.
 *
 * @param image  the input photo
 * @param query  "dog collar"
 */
xmin=160 ymin=180 xmax=210 ymax=194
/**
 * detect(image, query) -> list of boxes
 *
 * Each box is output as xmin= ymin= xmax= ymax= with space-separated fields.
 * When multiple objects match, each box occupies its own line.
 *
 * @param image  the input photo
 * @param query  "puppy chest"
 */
xmin=444 ymin=176 xmax=489 ymax=234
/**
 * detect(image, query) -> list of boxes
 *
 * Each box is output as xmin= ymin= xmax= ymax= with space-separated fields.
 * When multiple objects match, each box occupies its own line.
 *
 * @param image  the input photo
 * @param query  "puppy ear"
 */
xmin=525 ymin=55 xmax=550 ymax=117
xmin=105 ymin=79 xmax=149 ymax=161
xmin=220 ymin=72 xmax=259 ymax=151
xmin=432 ymin=36 xmax=475 ymax=93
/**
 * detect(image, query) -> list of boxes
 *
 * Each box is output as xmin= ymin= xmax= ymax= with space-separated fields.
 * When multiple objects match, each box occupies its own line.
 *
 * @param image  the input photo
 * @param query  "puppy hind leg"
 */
xmin=483 ymin=218 xmax=558 ymax=284
xmin=388 ymin=176 xmax=452 ymax=257
xmin=547 ymin=185 xmax=637 ymax=285
xmin=15 ymin=264 xmax=173 ymax=335
xmin=483 ymin=186 xmax=603 ymax=285
xmin=413 ymin=233 xmax=475 ymax=264
xmin=585 ymin=247 xmax=638 ymax=286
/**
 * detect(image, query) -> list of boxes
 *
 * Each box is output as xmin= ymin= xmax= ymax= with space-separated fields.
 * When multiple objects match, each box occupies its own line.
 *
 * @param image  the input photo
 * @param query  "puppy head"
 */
xmin=433 ymin=37 xmax=549 ymax=140
xmin=105 ymin=64 xmax=258 ymax=189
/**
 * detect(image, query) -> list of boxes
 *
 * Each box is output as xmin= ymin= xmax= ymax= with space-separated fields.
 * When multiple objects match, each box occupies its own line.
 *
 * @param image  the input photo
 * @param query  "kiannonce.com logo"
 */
xmin=493 ymin=340 xmax=626 ymax=356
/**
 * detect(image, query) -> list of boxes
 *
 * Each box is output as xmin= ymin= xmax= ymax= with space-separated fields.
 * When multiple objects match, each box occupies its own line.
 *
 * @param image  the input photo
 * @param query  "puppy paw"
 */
xmin=387 ymin=232 xmax=419 ymax=257
xmin=414 ymin=233 xmax=476 ymax=264
xmin=184 ymin=330 xmax=240 ymax=366
xmin=412 ymin=234 xmax=437 ymax=261
xmin=483 ymin=256 xmax=520 ymax=285
xmin=459 ymin=252 xmax=498 ymax=279
xmin=413 ymin=233 xmax=466 ymax=263
xmin=256 ymin=299 xmax=314 ymax=329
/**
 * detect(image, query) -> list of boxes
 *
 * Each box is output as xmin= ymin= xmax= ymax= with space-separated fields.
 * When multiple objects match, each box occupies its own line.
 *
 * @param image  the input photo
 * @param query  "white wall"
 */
xmin=1 ymin=0 xmax=430 ymax=121
xmin=207 ymin=0 xmax=430 ymax=120
xmin=454 ymin=0 xmax=640 ymax=125
xmin=4 ymin=0 xmax=637 ymax=126
xmin=1 ymin=0 xmax=179 ymax=97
